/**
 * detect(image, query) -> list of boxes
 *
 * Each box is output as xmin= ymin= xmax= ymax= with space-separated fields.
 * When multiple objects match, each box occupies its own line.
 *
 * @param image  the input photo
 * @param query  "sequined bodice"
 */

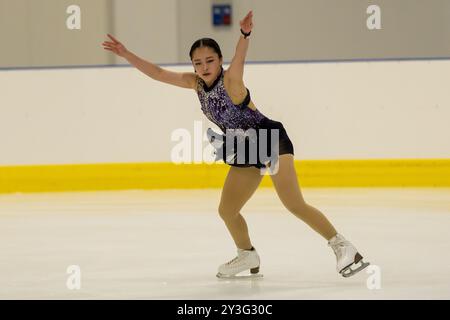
xmin=196 ymin=69 xmax=267 ymax=133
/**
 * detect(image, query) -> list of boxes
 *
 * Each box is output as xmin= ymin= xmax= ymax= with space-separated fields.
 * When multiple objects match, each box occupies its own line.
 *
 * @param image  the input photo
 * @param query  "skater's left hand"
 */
xmin=240 ymin=10 xmax=254 ymax=34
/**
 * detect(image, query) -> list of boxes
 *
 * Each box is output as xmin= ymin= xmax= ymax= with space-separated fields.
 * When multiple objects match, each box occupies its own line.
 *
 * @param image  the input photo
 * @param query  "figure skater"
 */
xmin=102 ymin=10 xmax=369 ymax=278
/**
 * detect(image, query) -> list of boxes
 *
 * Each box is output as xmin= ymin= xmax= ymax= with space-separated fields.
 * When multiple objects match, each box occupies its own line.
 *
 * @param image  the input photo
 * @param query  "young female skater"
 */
xmin=102 ymin=11 xmax=369 ymax=278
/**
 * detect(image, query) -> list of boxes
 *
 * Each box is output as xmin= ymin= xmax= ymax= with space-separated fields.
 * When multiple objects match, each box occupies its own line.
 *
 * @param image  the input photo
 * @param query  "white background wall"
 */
xmin=1 ymin=60 xmax=449 ymax=165
xmin=112 ymin=0 xmax=179 ymax=64
xmin=1 ymin=0 xmax=450 ymax=68
xmin=176 ymin=0 xmax=450 ymax=63
xmin=0 ymin=0 xmax=113 ymax=67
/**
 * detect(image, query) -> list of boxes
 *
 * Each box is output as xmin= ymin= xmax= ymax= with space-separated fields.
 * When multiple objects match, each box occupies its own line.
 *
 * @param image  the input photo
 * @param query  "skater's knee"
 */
xmin=218 ymin=204 xmax=239 ymax=221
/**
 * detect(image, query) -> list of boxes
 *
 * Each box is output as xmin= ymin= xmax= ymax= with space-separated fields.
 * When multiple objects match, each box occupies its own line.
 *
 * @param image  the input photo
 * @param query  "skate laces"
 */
xmin=225 ymin=251 xmax=248 ymax=266
xmin=330 ymin=239 xmax=348 ymax=259
xmin=226 ymin=257 xmax=239 ymax=265
xmin=332 ymin=243 xmax=345 ymax=259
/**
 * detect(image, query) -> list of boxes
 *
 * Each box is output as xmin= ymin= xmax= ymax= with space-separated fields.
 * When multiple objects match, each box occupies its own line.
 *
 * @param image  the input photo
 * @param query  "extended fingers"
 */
xmin=241 ymin=10 xmax=252 ymax=21
xmin=103 ymin=47 xmax=117 ymax=53
xmin=102 ymin=42 xmax=116 ymax=49
xmin=244 ymin=11 xmax=253 ymax=24
xmin=107 ymin=34 xmax=120 ymax=44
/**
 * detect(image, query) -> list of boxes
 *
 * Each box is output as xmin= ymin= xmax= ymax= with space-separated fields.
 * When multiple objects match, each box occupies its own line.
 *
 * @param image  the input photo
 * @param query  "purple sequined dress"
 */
xmin=196 ymin=67 xmax=267 ymax=132
xmin=196 ymin=68 xmax=294 ymax=168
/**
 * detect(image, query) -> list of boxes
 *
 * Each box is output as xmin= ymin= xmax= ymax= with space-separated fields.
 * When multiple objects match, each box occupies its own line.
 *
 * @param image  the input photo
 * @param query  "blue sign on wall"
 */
xmin=212 ymin=4 xmax=232 ymax=26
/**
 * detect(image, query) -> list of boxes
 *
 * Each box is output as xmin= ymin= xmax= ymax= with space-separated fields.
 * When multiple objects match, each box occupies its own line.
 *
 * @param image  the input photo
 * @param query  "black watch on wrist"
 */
xmin=240 ymin=28 xmax=251 ymax=39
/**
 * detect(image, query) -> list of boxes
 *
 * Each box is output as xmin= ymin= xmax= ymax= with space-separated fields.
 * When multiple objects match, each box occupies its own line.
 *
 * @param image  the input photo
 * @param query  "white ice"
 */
xmin=1 ymin=187 xmax=449 ymax=299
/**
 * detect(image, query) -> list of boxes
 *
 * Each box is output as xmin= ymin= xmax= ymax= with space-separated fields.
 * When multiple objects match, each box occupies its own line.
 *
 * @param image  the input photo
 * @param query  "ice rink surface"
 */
xmin=1 ymin=187 xmax=449 ymax=300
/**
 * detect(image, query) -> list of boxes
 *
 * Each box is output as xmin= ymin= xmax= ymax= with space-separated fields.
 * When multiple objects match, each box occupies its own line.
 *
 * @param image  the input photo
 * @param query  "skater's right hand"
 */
xmin=102 ymin=34 xmax=129 ymax=57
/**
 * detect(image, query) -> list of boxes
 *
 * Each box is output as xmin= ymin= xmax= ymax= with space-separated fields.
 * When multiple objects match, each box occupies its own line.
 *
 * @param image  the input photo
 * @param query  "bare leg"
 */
xmin=270 ymin=154 xmax=338 ymax=240
xmin=218 ymin=166 xmax=264 ymax=249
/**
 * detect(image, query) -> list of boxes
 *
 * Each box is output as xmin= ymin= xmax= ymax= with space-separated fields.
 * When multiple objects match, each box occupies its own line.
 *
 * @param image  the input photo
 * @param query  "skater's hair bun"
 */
xmin=189 ymin=38 xmax=223 ymax=60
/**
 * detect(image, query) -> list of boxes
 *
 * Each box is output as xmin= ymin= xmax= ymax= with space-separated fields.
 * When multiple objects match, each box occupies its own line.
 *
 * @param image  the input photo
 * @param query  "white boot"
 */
xmin=216 ymin=247 xmax=262 ymax=278
xmin=328 ymin=234 xmax=370 ymax=278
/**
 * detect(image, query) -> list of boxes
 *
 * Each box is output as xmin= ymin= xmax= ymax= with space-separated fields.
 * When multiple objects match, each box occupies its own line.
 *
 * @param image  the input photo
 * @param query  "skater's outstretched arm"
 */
xmin=102 ymin=34 xmax=197 ymax=90
xmin=226 ymin=10 xmax=254 ymax=84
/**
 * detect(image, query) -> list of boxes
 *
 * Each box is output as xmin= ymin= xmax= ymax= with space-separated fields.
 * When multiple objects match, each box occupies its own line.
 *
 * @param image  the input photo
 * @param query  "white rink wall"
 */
xmin=1 ymin=60 xmax=450 ymax=166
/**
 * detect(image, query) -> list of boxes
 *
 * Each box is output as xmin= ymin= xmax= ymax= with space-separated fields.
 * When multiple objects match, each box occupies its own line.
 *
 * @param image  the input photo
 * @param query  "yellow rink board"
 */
xmin=0 ymin=159 xmax=449 ymax=193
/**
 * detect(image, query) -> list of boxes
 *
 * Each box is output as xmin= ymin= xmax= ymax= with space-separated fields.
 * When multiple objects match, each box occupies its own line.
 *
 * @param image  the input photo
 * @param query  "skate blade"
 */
xmin=341 ymin=260 xmax=370 ymax=278
xmin=216 ymin=272 xmax=263 ymax=280
xmin=216 ymin=267 xmax=263 ymax=279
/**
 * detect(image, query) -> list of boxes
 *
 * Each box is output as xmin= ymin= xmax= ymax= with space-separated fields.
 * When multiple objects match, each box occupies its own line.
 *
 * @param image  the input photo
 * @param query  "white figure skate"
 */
xmin=328 ymin=234 xmax=370 ymax=278
xmin=216 ymin=247 xmax=263 ymax=279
